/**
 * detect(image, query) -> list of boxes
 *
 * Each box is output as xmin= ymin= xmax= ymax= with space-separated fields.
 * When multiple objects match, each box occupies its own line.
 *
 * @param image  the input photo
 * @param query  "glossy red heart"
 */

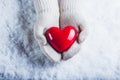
xmin=45 ymin=26 xmax=77 ymax=53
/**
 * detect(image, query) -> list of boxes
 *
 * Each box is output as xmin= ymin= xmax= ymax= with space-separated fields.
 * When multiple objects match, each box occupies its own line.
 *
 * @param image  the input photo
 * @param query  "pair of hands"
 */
xmin=33 ymin=0 xmax=87 ymax=62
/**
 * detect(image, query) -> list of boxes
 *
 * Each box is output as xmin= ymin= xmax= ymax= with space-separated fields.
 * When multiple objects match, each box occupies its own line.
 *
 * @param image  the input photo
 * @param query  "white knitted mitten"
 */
xmin=60 ymin=0 xmax=88 ymax=60
xmin=34 ymin=0 xmax=61 ymax=62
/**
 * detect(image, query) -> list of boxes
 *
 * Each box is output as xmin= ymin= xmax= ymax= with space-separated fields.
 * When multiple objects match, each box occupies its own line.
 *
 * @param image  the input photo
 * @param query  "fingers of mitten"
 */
xmin=62 ymin=41 xmax=80 ymax=60
xmin=78 ymin=28 xmax=88 ymax=43
xmin=42 ymin=45 xmax=61 ymax=62
xmin=60 ymin=12 xmax=85 ymax=31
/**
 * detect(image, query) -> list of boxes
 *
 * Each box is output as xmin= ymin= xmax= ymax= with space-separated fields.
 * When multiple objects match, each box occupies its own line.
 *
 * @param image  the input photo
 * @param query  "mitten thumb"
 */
xmin=34 ymin=23 xmax=47 ymax=45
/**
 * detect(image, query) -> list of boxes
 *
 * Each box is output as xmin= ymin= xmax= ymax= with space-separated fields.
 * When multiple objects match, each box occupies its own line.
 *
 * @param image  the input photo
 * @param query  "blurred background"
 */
xmin=0 ymin=0 xmax=120 ymax=79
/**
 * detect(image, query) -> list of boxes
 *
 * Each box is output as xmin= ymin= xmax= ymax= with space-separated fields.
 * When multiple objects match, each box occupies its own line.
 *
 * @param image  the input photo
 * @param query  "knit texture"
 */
xmin=59 ymin=0 xmax=88 ymax=59
xmin=33 ymin=0 xmax=61 ymax=62
xmin=60 ymin=0 xmax=81 ymax=13
xmin=0 ymin=0 xmax=120 ymax=79
xmin=34 ymin=0 xmax=59 ymax=16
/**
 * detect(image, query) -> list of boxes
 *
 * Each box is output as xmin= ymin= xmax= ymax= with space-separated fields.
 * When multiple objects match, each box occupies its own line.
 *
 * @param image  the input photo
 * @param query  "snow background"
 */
xmin=0 ymin=0 xmax=120 ymax=79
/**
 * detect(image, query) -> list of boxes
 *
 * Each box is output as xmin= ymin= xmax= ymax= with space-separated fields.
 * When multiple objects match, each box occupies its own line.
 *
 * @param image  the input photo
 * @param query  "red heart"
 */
xmin=45 ymin=26 xmax=77 ymax=53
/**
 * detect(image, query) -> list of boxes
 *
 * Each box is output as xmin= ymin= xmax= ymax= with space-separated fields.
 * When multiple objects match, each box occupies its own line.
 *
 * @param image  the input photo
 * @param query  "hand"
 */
xmin=60 ymin=0 xmax=88 ymax=60
xmin=33 ymin=0 xmax=61 ymax=62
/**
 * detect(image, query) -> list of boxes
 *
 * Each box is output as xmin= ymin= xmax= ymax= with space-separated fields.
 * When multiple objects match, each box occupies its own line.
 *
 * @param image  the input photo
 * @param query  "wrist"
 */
xmin=34 ymin=0 xmax=59 ymax=17
xmin=60 ymin=0 xmax=80 ymax=14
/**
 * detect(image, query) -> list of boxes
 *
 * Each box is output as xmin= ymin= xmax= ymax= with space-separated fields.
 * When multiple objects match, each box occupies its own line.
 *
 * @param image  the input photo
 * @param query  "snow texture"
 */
xmin=0 ymin=0 xmax=120 ymax=80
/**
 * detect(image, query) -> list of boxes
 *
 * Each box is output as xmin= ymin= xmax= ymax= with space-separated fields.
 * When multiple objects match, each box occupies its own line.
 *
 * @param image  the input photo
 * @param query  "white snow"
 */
xmin=0 ymin=0 xmax=120 ymax=79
